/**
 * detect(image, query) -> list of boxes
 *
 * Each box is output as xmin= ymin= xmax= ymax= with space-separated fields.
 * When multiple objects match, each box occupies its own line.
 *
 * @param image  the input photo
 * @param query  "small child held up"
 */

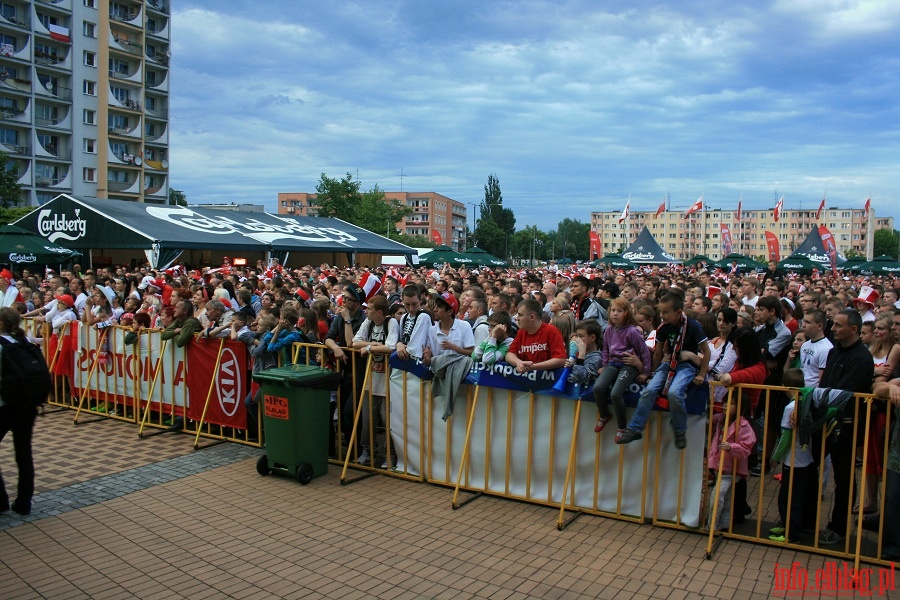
xmin=472 ymin=311 xmax=514 ymax=365
xmin=707 ymin=390 xmax=756 ymax=531
xmin=565 ymin=318 xmax=602 ymax=389
xmin=768 ymin=368 xmax=814 ymax=543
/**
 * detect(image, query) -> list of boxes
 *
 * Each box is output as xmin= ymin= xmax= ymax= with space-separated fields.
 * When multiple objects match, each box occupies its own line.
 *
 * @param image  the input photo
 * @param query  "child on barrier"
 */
xmin=617 ymin=292 xmax=709 ymax=449
xmin=472 ymin=311 xmax=514 ymax=366
xmin=768 ymin=368 xmax=814 ymax=543
xmin=707 ymin=389 xmax=756 ymax=531
xmin=593 ymin=298 xmax=652 ymax=441
xmin=245 ymin=311 xmax=279 ymax=441
xmin=352 ymin=295 xmax=399 ymax=467
xmin=565 ymin=318 xmax=603 ymax=390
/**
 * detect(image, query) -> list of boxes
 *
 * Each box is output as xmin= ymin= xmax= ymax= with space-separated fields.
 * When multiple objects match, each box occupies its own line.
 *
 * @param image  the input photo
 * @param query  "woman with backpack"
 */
xmin=0 ymin=307 xmax=47 ymax=516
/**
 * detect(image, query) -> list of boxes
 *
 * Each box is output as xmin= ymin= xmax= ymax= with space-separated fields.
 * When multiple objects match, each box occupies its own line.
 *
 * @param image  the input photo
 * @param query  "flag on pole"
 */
xmin=816 ymin=196 xmax=826 ymax=221
xmin=588 ymin=231 xmax=601 ymax=259
xmin=684 ymin=195 xmax=703 ymax=219
xmin=863 ymin=197 xmax=871 ymax=221
xmin=655 ymin=199 xmax=666 ymax=218
xmin=774 ymin=195 xmax=784 ymax=222
xmin=618 ymin=198 xmax=630 ymax=224
xmin=765 ymin=231 xmax=780 ymax=261
xmin=736 ymin=197 xmax=742 ymax=222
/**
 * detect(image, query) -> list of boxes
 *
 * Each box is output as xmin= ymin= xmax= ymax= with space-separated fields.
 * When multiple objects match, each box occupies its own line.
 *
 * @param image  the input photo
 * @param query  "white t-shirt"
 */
xmin=431 ymin=318 xmax=475 ymax=358
xmin=353 ymin=318 xmax=400 ymax=397
xmin=742 ymin=295 xmax=759 ymax=308
xmin=799 ymin=336 xmax=833 ymax=387
xmin=781 ymin=401 xmax=813 ymax=467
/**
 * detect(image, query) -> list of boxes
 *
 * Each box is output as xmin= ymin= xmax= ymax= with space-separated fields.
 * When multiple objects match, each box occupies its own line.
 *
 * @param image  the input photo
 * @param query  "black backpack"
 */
xmin=0 ymin=336 xmax=52 ymax=408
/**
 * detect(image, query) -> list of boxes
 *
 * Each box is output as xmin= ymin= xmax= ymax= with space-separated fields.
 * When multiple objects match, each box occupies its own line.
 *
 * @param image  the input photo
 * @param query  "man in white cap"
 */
xmin=853 ymin=286 xmax=879 ymax=323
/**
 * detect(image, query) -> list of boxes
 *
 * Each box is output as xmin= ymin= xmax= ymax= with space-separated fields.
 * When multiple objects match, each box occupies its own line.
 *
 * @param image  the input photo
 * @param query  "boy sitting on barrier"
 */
xmin=617 ymin=292 xmax=710 ymax=449
xmin=768 ymin=368 xmax=814 ymax=543
xmin=505 ymin=298 xmax=567 ymax=374
xmin=472 ymin=311 xmax=514 ymax=365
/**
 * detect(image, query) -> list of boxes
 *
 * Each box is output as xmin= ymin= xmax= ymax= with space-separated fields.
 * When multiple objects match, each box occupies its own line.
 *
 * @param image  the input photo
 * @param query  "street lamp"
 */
xmin=467 ymin=202 xmax=478 ymax=249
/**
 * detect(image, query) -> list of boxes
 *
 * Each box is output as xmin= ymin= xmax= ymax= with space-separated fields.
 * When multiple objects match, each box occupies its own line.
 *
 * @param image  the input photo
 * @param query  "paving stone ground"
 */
xmin=1 ymin=410 xmax=897 ymax=599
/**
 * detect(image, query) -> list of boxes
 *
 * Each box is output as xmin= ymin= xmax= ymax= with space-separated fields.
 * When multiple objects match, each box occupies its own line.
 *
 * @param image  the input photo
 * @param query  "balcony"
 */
xmin=144 ymin=159 xmax=167 ymax=171
xmin=144 ymin=105 xmax=168 ymax=120
xmin=0 ymin=105 xmax=27 ymax=123
xmin=0 ymin=11 xmax=29 ymax=29
xmin=109 ymin=33 xmax=143 ymax=57
xmin=34 ymin=49 xmax=69 ymax=69
xmin=146 ymin=0 xmax=170 ymax=14
xmin=108 ymin=178 xmax=139 ymax=193
xmin=109 ymin=7 xmax=142 ymax=28
xmin=0 ymin=74 xmax=31 ymax=93
xmin=0 ymin=143 xmax=29 ymax=156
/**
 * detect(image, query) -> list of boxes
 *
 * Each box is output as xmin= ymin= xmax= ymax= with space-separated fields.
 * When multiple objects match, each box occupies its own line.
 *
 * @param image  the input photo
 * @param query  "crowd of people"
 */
xmin=0 ymin=256 xmax=899 ymax=560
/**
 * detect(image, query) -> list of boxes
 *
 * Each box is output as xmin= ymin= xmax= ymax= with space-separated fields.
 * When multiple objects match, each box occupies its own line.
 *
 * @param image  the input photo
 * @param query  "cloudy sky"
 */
xmin=171 ymin=1 xmax=900 ymax=229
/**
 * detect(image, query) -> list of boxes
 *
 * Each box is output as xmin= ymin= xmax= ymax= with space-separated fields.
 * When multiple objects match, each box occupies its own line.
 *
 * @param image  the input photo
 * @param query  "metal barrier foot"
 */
xmin=557 ymin=509 xmax=584 ymax=531
xmin=451 ymin=491 xmax=482 ymax=510
xmin=340 ymin=469 xmax=378 ymax=486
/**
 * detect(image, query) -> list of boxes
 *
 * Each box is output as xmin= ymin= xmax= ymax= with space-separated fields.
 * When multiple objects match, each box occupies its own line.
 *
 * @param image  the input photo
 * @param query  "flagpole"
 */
xmin=701 ymin=195 xmax=706 ymax=258
xmin=738 ymin=193 xmax=743 ymax=256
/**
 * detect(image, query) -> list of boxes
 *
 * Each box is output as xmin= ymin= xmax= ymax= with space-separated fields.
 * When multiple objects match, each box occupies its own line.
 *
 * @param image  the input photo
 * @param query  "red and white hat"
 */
xmin=707 ymin=285 xmax=721 ymax=300
xmin=853 ymin=286 xmax=879 ymax=309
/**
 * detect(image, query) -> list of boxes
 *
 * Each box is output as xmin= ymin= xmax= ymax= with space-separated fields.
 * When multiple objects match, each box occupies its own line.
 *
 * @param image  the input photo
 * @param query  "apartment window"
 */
xmin=83 ymin=21 xmax=96 ymax=38
xmin=83 ymin=109 xmax=95 ymax=124
xmin=109 ymin=114 xmax=129 ymax=130
xmin=83 ymin=80 xmax=96 ymax=95
xmin=83 ymin=51 xmax=95 ymax=67
xmin=110 ymin=141 xmax=128 ymax=158
xmin=83 ymin=167 xmax=95 ymax=182
xmin=1 ymin=4 xmax=16 ymax=22
xmin=83 ymin=138 xmax=95 ymax=153
xmin=110 ymin=85 xmax=129 ymax=103
xmin=0 ymin=127 xmax=17 ymax=146
xmin=0 ymin=34 xmax=15 ymax=51
xmin=37 ymin=14 xmax=58 ymax=29
xmin=108 ymin=170 xmax=129 ymax=183
xmin=109 ymin=58 xmax=128 ymax=75
xmin=145 ymin=123 xmax=157 ymax=137
xmin=35 ymin=104 xmax=58 ymax=125
xmin=0 ymin=97 xmax=17 ymax=111
xmin=842 ymin=212 xmax=850 ymax=218
xmin=84 ymin=0 xmax=95 ymax=7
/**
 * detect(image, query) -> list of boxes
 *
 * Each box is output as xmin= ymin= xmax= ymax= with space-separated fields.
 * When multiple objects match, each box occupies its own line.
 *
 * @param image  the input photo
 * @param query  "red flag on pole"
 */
xmin=655 ymin=199 xmax=666 ymax=218
xmin=431 ymin=229 xmax=442 ymax=245
xmin=764 ymin=231 xmax=780 ymax=261
xmin=863 ymin=197 xmax=871 ymax=221
xmin=816 ymin=197 xmax=826 ymax=221
xmin=618 ymin=199 xmax=630 ymax=224
xmin=684 ymin=195 xmax=703 ymax=219
xmin=736 ymin=197 xmax=742 ymax=222
xmin=774 ymin=195 xmax=784 ymax=222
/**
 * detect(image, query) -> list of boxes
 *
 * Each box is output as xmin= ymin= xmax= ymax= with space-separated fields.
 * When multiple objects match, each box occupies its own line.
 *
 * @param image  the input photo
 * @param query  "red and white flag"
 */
xmin=736 ymin=197 xmax=742 ymax=222
xmin=48 ymin=24 xmax=70 ymax=43
xmin=684 ymin=195 xmax=703 ymax=219
xmin=773 ymin=195 xmax=784 ymax=222
xmin=618 ymin=198 xmax=630 ymax=224
xmin=431 ymin=229 xmax=443 ymax=245
xmin=655 ymin=199 xmax=666 ymax=218
xmin=863 ymin=197 xmax=871 ymax=221
xmin=816 ymin=196 xmax=826 ymax=221
xmin=358 ymin=272 xmax=383 ymax=302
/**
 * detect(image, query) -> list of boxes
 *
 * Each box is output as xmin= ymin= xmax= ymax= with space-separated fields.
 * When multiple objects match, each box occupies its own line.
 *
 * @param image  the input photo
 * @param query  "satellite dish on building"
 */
xmin=134 ymin=156 xmax=142 ymax=166
xmin=161 ymin=159 xmax=168 ymax=169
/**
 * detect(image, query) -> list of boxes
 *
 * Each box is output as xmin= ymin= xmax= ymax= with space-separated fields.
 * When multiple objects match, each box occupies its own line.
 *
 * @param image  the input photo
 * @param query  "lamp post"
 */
xmin=467 ymin=202 xmax=478 ymax=249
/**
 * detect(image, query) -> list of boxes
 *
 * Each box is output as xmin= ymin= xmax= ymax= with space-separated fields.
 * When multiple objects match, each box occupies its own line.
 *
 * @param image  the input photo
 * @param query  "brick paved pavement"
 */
xmin=1 ymin=411 xmax=896 ymax=599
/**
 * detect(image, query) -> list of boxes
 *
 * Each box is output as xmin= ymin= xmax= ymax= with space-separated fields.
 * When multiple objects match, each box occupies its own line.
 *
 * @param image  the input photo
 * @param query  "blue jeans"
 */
xmin=627 ymin=362 xmax=696 ymax=434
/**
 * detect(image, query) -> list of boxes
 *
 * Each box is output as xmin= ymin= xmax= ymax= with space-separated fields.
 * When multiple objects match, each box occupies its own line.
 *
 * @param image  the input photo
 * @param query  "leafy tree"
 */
xmin=475 ymin=173 xmax=515 ymax=256
xmin=0 ymin=206 xmax=33 ymax=225
xmin=314 ymin=173 xmax=411 ymax=236
xmin=555 ymin=218 xmax=591 ymax=261
xmin=168 ymin=188 xmax=187 ymax=206
xmin=0 ymin=151 xmax=23 ymax=208
xmin=510 ymin=226 xmax=548 ymax=265
xmin=392 ymin=233 xmax=434 ymax=248
xmin=874 ymin=228 xmax=900 ymax=260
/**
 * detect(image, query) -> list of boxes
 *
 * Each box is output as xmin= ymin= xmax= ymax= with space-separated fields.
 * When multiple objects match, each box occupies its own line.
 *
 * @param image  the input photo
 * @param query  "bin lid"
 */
xmin=253 ymin=364 xmax=342 ymax=389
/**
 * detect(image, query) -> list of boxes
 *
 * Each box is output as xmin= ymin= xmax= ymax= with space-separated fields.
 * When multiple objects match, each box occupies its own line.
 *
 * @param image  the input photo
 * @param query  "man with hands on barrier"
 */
xmin=422 ymin=291 xmax=474 ymax=367
xmin=505 ymin=298 xmax=567 ymax=374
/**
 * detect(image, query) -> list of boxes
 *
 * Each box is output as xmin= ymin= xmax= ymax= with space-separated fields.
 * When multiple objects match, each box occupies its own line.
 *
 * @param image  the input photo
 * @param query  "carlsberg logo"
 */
xmin=38 ymin=209 xmax=87 ymax=243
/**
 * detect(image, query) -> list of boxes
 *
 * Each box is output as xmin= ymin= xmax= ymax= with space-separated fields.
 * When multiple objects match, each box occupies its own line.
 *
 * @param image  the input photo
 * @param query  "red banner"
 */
xmin=765 ymin=231 xmax=780 ymax=261
xmin=720 ymin=223 xmax=732 ymax=256
xmin=819 ymin=225 xmax=838 ymax=275
xmin=186 ymin=338 xmax=249 ymax=429
xmin=589 ymin=231 xmax=601 ymax=259
xmin=431 ymin=229 xmax=442 ymax=245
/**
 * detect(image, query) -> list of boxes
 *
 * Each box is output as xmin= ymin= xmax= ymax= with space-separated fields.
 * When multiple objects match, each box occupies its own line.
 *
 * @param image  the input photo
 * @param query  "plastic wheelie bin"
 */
xmin=253 ymin=364 xmax=341 ymax=484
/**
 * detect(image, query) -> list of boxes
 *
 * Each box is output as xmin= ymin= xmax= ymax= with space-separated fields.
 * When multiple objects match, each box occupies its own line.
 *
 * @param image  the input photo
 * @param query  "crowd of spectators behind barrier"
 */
xmin=2 ymin=257 xmax=900 ymax=558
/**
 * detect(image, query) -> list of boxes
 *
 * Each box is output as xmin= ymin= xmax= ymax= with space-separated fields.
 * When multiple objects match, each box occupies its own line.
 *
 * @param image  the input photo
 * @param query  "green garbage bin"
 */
xmin=253 ymin=364 xmax=341 ymax=485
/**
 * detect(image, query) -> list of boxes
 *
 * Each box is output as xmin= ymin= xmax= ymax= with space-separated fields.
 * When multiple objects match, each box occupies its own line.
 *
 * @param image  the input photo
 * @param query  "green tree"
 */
xmin=0 ymin=206 xmax=33 ymax=225
xmin=555 ymin=218 xmax=591 ymax=261
xmin=0 ymin=151 xmax=23 ymax=208
xmin=873 ymin=228 xmax=900 ymax=260
xmin=168 ymin=188 xmax=187 ymax=206
xmin=475 ymin=173 xmax=515 ymax=256
xmin=393 ymin=233 xmax=434 ymax=248
xmin=314 ymin=173 xmax=411 ymax=236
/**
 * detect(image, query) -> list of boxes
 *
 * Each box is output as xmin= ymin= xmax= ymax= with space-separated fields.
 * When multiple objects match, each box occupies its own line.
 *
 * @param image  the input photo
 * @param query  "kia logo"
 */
xmin=216 ymin=348 xmax=241 ymax=417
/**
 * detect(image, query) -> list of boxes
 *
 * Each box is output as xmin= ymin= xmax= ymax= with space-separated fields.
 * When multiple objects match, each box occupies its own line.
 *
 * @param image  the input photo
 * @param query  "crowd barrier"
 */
xmin=27 ymin=322 xmax=896 ymax=568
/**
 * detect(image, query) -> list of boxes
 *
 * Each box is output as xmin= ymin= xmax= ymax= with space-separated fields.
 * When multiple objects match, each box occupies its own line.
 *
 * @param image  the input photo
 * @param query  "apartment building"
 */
xmin=0 ymin=0 xmax=170 ymax=205
xmin=591 ymin=204 xmax=892 ymax=261
xmin=277 ymin=191 xmax=468 ymax=251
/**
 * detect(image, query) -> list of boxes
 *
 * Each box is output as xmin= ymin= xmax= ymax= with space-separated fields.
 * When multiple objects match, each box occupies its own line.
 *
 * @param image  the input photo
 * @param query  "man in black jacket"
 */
xmin=818 ymin=309 xmax=875 ymax=546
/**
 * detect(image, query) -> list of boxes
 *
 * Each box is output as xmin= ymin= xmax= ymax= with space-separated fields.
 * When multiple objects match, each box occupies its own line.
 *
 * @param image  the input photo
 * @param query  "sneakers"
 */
xmin=356 ymin=449 xmax=372 ymax=465
xmin=769 ymin=525 xmax=786 ymax=536
xmin=381 ymin=457 xmax=397 ymax=470
xmin=616 ymin=429 xmax=642 ymax=444
xmin=594 ymin=416 xmax=612 ymax=433
xmin=674 ymin=431 xmax=686 ymax=450
xmin=615 ymin=429 xmax=626 ymax=444
xmin=768 ymin=534 xmax=792 ymax=543
xmin=819 ymin=528 xmax=845 ymax=546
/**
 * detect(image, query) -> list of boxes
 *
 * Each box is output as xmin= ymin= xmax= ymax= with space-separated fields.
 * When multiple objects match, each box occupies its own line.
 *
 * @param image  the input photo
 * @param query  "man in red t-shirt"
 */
xmin=506 ymin=298 xmax=567 ymax=373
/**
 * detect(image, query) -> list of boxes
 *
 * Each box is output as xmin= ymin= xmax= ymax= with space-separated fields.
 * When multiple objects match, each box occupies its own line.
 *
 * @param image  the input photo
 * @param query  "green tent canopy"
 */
xmin=418 ymin=244 xmax=468 ymax=267
xmin=0 ymin=224 xmax=81 ymax=265
xmin=684 ymin=255 xmax=714 ymax=267
xmin=856 ymin=255 xmax=900 ymax=276
xmin=777 ymin=255 xmax=818 ymax=274
xmin=458 ymin=246 xmax=508 ymax=267
xmin=717 ymin=253 xmax=767 ymax=272
xmin=592 ymin=254 xmax=636 ymax=270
